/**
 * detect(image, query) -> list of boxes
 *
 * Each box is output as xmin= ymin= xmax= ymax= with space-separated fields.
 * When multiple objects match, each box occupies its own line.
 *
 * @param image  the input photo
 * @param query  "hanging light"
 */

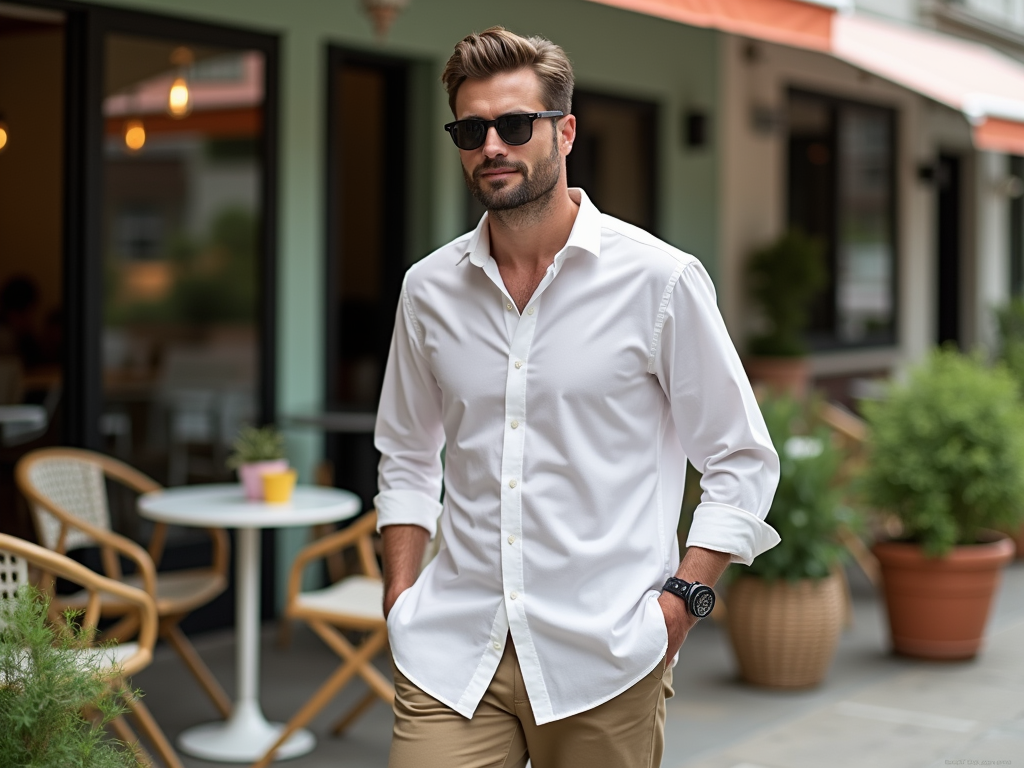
xmin=0 ymin=115 xmax=8 ymax=153
xmin=123 ymin=119 xmax=146 ymax=152
xmin=167 ymin=46 xmax=194 ymax=118
xmin=362 ymin=0 xmax=408 ymax=40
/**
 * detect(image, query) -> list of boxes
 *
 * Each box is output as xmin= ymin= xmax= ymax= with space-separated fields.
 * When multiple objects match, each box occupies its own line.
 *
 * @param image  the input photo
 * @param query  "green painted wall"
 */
xmin=95 ymin=0 xmax=721 ymax=609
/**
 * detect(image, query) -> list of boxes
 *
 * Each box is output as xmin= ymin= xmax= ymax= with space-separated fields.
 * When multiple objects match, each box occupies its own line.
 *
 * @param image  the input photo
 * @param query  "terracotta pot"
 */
xmin=873 ymin=537 xmax=1014 ymax=660
xmin=744 ymin=356 xmax=810 ymax=400
xmin=726 ymin=573 xmax=845 ymax=688
xmin=238 ymin=459 xmax=289 ymax=501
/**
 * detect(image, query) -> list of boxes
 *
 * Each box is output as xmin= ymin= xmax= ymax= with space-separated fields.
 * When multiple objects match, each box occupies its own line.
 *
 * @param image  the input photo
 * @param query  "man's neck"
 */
xmin=487 ymin=187 xmax=580 ymax=273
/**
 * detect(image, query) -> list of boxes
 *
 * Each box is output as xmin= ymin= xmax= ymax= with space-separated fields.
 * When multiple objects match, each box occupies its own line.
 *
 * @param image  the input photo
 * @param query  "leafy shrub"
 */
xmin=738 ymin=395 xmax=851 ymax=582
xmin=860 ymin=348 xmax=1024 ymax=556
xmin=746 ymin=230 xmax=826 ymax=357
xmin=995 ymin=299 xmax=1024 ymax=392
xmin=0 ymin=587 xmax=141 ymax=767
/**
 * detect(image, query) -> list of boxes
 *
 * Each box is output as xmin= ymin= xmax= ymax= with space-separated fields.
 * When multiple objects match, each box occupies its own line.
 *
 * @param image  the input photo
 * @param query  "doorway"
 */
xmin=324 ymin=49 xmax=409 ymax=508
xmin=937 ymin=154 xmax=962 ymax=348
xmin=566 ymin=90 xmax=657 ymax=233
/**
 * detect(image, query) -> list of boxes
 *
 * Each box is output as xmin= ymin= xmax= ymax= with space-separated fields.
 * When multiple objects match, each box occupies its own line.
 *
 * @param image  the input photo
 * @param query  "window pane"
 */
xmin=836 ymin=106 xmax=894 ymax=344
xmin=101 ymin=34 xmax=264 ymax=488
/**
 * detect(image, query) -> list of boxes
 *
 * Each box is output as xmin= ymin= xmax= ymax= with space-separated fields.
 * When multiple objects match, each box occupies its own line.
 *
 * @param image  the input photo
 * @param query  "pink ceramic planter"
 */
xmin=238 ymin=459 xmax=289 ymax=501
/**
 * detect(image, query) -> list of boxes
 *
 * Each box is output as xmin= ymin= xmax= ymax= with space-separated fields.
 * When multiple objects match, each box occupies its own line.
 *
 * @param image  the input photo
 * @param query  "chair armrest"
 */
xmin=0 ymin=533 xmax=159 ymax=658
xmin=286 ymin=511 xmax=376 ymax=608
xmin=47 ymin=512 xmax=159 ymax=599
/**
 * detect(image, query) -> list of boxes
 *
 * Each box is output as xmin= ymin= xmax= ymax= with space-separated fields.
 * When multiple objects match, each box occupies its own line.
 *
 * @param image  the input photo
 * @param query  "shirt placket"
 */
xmin=484 ymin=255 xmax=565 ymax=717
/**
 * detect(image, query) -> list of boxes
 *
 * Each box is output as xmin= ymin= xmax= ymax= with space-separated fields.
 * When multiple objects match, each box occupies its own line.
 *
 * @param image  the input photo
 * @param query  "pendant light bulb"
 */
xmin=124 ymin=119 xmax=146 ymax=152
xmin=167 ymin=76 xmax=192 ymax=118
xmin=0 ymin=119 xmax=9 ymax=153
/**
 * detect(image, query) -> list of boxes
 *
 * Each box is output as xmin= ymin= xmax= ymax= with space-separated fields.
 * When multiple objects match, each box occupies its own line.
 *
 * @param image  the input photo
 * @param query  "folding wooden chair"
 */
xmin=0 ymin=532 xmax=183 ymax=768
xmin=253 ymin=510 xmax=390 ymax=768
xmin=15 ymin=447 xmax=233 ymax=719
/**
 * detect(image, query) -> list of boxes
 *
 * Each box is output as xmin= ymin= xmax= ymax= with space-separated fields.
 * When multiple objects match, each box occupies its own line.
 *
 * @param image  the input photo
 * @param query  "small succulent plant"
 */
xmin=226 ymin=425 xmax=286 ymax=469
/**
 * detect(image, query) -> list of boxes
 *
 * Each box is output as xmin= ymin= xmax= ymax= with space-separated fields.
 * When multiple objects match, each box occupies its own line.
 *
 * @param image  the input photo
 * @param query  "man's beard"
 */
xmin=464 ymin=136 xmax=561 ymax=214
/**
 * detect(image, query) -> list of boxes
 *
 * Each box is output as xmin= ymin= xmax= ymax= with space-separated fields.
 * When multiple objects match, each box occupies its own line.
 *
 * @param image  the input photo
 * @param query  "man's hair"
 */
xmin=441 ymin=27 xmax=574 ymax=117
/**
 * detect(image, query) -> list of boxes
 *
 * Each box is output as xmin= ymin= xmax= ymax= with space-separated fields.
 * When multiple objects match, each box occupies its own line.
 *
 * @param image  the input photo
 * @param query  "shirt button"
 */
xmin=511 ymin=420 xmax=519 ymax=429
xmin=509 ymin=479 xmax=517 ymax=488
xmin=510 ymin=591 xmax=518 ymax=600
xmin=493 ymin=640 xmax=502 ymax=649
xmin=506 ymin=302 xmax=512 ymax=310
xmin=527 ymin=307 xmax=535 ymax=315
xmin=508 ymin=534 xmax=516 ymax=544
xmin=515 ymin=361 xmax=523 ymax=369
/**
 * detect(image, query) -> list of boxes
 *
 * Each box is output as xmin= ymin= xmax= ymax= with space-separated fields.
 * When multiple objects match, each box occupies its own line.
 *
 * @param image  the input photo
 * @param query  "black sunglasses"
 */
xmin=444 ymin=111 xmax=564 ymax=150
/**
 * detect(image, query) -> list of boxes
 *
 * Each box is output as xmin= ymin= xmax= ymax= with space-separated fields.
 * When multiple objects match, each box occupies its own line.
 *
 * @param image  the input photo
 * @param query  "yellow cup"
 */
xmin=262 ymin=469 xmax=297 ymax=504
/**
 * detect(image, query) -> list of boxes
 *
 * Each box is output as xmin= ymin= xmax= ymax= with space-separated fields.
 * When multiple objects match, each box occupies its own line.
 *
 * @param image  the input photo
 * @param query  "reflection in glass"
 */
xmin=101 ymin=35 xmax=264 ymax=487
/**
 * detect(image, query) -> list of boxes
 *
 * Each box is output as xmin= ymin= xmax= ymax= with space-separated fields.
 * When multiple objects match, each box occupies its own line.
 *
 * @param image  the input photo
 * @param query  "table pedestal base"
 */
xmin=177 ymin=701 xmax=315 ymax=762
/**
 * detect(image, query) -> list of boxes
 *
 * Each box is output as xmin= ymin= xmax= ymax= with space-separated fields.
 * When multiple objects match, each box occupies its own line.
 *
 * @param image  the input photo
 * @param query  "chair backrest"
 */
xmin=0 ymin=547 xmax=29 ymax=602
xmin=18 ymin=451 xmax=112 ymax=553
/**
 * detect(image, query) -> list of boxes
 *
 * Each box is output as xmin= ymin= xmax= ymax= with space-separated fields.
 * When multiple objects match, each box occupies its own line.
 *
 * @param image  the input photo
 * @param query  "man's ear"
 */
xmin=559 ymin=114 xmax=577 ymax=156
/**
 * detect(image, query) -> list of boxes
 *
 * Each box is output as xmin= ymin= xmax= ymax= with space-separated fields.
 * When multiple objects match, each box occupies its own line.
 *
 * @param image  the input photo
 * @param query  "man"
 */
xmin=374 ymin=27 xmax=780 ymax=768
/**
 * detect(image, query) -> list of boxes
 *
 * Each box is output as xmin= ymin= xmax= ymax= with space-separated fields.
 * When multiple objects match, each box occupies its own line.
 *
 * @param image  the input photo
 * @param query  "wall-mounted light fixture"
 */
xmin=167 ymin=47 xmax=194 ymax=118
xmin=0 ymin=114 xmax=9 ymax=153
xmin=684 ymin=109 xmax=709 ymax=150
xmin=362 ymin=0 xmax=408 ymax=40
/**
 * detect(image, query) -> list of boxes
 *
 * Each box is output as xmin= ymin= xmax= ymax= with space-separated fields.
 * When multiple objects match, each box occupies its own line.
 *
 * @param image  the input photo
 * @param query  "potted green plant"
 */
xmin=860 ymin=348 xmax=1024 ymax=659
xmin=744 ymin=230 xmax=826 ymax=399
xmin=0 ymin=587 xmax=142 ymax=767
xmin=726 ymin=394 xmax=852 ymax=688
xmin=994 ymin=299 xmax=1024 ymax=557
xmin=227 ymin=424 xmax=288 ymax=501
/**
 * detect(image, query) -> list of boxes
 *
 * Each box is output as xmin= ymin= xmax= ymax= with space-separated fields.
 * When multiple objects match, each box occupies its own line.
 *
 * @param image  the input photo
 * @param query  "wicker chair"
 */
xmin=0 ymin=532 xmax=183 ymax=768
xmin=253 ymin=510 xmax=391 ymax=768
xmin=15 ymin=447 xmax=233 ymax=718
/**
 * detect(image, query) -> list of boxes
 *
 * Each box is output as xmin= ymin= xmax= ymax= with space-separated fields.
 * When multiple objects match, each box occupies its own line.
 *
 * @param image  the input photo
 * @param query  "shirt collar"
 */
xmin=458 ymin=188 xmax=602 ymax=267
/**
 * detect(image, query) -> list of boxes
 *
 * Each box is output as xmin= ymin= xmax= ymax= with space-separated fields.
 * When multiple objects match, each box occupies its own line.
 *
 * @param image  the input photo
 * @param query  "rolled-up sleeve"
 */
xmin=651 ymin=261 xmax=780 ymax=565
xmin=373 ymin=276 xmax=444 ymax=538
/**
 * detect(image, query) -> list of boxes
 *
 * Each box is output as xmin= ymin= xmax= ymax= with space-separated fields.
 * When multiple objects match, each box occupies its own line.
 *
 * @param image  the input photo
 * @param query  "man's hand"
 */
xmin=658 ymin=590 xmax=698 ymax=667
xmin=658 ymin=546 xmax=733 ymax=667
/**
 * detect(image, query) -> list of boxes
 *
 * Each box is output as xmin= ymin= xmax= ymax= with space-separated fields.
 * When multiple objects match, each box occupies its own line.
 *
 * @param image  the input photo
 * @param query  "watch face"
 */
xmin=690 ymin=587 xmax=716 ymax=618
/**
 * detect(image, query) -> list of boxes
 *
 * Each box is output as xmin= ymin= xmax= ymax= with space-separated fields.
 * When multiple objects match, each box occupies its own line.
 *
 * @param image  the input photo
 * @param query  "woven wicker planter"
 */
xmin=726 ymin=573 xmax=845 ymax=689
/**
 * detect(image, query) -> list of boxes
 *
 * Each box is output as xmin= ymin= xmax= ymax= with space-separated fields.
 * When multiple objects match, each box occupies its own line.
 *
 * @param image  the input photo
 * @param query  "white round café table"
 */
xmin=138 ymin=483 xmax=361 ymax=763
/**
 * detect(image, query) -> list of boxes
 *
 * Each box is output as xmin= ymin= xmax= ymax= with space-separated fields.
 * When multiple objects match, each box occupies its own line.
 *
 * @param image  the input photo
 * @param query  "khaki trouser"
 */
xmin=389 ymin=639 xmax=674 ymax=768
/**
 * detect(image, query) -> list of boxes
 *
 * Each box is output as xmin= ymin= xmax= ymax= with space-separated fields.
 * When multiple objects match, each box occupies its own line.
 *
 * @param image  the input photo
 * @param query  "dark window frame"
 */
xmin=10 ymin=0 xmax=280 ymax=624
xmin=787 ymin=87 xmax=900 ymax=352
xmin=6 ymin=0 xmax=281 ymax=447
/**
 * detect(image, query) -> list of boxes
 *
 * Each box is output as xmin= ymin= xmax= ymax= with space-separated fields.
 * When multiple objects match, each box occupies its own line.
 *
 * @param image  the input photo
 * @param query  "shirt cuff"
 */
xmin=374 ymin=489 xmax=442 ymax=539
xmin=685 ymin=502 xmax=781 ymax=566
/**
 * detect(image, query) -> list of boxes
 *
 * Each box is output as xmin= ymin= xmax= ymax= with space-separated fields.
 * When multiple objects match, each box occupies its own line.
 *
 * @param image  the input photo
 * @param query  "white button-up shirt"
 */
xmin=375 ymin=189 xmax=780 ymax=725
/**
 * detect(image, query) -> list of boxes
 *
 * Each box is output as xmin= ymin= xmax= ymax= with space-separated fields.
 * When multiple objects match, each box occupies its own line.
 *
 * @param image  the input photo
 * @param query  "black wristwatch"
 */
xmin=662 ymin=577 xmax=716 ymax=619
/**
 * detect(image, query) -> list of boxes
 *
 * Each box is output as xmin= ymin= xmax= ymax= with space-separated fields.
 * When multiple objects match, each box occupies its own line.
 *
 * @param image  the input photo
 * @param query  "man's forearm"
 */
xmin=673 ymin=545 xmax=732 ymax=590
xmin=381 ymin=523 xmax=431 ymax=617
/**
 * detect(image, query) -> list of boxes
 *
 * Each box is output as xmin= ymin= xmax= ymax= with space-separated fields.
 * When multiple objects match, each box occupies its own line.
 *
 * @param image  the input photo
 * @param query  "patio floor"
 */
xmin=134 ymin=559 xmax=1024 ymax=767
